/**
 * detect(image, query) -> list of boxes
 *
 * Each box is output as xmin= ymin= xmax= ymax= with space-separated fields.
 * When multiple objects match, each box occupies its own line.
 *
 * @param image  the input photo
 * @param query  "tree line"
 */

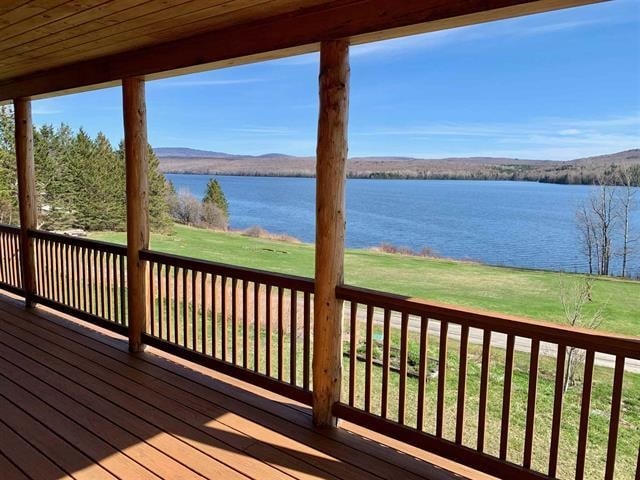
xmin=0 ymin=106 xmax=228 ymax=233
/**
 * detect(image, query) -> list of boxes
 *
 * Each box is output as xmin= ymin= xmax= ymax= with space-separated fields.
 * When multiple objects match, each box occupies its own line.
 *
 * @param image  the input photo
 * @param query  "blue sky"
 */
xmin=32 ymin=0 xmax=639 ymax=161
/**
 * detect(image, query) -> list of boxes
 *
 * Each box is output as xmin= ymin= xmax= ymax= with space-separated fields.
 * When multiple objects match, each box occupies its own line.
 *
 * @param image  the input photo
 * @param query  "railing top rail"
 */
xmin=140 ymin=248 xmax=315 ymax=293
xmin=337 ymin=284 xmax=640 ymax=359
xmin=28 ymin=229 xmax=127 ymax=256
xmin=0 ymin=224 xmax=20 ymax=234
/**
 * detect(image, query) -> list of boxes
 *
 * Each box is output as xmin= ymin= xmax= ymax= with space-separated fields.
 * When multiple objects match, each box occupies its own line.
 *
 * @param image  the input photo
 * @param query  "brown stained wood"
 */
xmin=157 ymin=261 xmax=163 ymax=339
xmin=455 ymin=324 xmax=469 ymax=445
xmin=0 ymin=1 xmax=602 ymax=101
xmin=303 ymin=291 xmax=311 ymax=390
xmin=477 ymin=330 xmax=491 ymax=452
xmin=232 ymin=277 xmax=238 ymax=364
xmin=604 ymin=356 xmax=625 ymax=480
xmin=265 ymin=284 xmax=272 ymax=376
xmin=381 ymin=308 xmax=391 ymax=419
xmin=576 ymin=350 xmax=595 ymax=480
xmin=243 ymin=280 xmax=249 ymax=367
xmin=417 ymin=316 xmax=428 ymax=431
xmin=278 ymin=286 xmax=284 ymax=381
xmin=123 ymin=76 xmax=149 ymax=353
xmin=254 ymin=282 xmax=260 ymax=372
xmin=14 ymin=97 xmax=36 ymax=307
xmin=364 ymin=305 xmax=374 ymax=413
xmin=192 ymin=270 xmax=197 ymax=351
xmin=211 ymin=274 xmax=217 ymax=357
xmin=201 ymin=272 xmax=207 ymax=354
xmin=149 ymin=262 xmax=155 ymax=336
xmin=436 ymin=320 xmax=448 ymax=438
xmin=221 ymin=275 xmax=227 ymax=361
xmin=499 ymin=334 xmax=515 ymax=461
xmin=348 ymin=301 xmax=357 ymax=407
xmin=0 ymin=296 xmax=459 ymax=480
xmin=398 ymin=312 xmax=409 ymax=425
xmin=182 ymin=268 xmax=188 ymax=348
xmin=173 ymin=268 xmax=179 ymax=344
xmin=313 ymin=38 xmax=349 ymax=427
xmin=290 ymin=289 xmax=297 ymax=386
xmin=523 ymin=339 xmax=540 ymax=469
xmin=337 ymin=285 xmax=640 ymax=359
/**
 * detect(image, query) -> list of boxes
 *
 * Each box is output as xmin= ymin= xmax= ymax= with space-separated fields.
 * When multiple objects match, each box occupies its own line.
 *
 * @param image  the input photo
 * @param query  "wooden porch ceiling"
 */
xmin=0 ymin=0 xmax=603 ymax=102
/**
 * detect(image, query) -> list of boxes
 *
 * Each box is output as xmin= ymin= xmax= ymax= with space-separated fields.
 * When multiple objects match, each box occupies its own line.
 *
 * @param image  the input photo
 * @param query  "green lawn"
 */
xmin=92 ymin=224 xmax=640 ymax=337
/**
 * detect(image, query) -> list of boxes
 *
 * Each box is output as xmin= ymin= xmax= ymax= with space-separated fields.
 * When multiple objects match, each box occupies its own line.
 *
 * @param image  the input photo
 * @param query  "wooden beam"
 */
xmin=14 ymin=97 xmax=37 ymax=308
xmin=313 ymin=38 xmax=349 ymax=428
xmin=0 ymin=0 xmax=603 ymax=102
xmin=123 ymin=76 xmax=149 ymax=353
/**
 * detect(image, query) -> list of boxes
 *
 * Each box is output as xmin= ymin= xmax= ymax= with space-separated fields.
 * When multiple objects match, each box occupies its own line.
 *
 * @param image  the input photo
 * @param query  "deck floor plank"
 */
xmin=0 ymin=291 xmax=488 ymax=480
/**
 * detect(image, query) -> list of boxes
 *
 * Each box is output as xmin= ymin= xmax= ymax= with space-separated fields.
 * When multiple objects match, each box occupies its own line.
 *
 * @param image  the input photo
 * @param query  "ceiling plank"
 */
xmin=0 ymin=0 xmax=604 ymax=101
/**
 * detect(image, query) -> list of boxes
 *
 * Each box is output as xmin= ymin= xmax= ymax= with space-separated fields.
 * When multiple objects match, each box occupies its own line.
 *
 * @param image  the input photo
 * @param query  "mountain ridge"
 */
xmin=156 ymin=148 xmax=640 ymax=185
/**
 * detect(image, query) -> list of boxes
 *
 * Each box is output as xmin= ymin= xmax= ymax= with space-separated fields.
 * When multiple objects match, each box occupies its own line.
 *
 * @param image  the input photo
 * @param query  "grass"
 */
xmin=92 ymin=224 xmax=640 ymax=337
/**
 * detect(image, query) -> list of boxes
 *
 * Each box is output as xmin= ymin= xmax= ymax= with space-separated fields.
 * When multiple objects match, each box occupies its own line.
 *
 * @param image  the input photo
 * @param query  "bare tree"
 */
xmin=617 ymin=166 xmax=638 ymax=277
xmin=559 ymin=276 xmax=604 ymax=393
xmin=576 ymin=177 xmax=619 ymax=276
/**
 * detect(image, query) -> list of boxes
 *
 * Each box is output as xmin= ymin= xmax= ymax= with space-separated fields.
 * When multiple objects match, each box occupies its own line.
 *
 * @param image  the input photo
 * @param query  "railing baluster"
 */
xmin=182 ymin=267 xmax=188 ymax=348
xmin=87 ymin=246 xmax=93 ymax=313
xmin=149 ymin=262 xmax=155 ymax=336
xmin=254 ymin=283 xmax=260 ymax=372
xmin=290 ymin=289 xmax=297 ymax=385
xmin=417 ymin=315 xmax=428 ymax=431
xmin=99 ymin=250 xmax=105 ymax=319
xmin=191 ymin=269 xmax=197 ymax=350
xmin=265 ymin=284 xmax=272 ymax=376
xmin=523 ymin=338 xmax=540 ymax=468
xmin=119 ymin=253 xmax=126 ymax=325
xmin=349 ymin=301 xmax=358 ymax=407
xmin=500 ymin=334 xmax=515 ymax=460
xmin=548 ymin=344 xmax=566 ymax=477
xmin=576 ymin=350 xmax=595 ymax=480
xmin=398 ymin=312 xmax=409 ymax=425
xmin=157 ymin=261 xmax=163 ymax=339
xmin=381 ymin=308 xmax=390 ymax=418
xmin=165 ymin=264 xmax=170 ymax=339
xmin=303 ymin=291 xmax=310 ymax=391
xmin=436 ymin=320 xmax=448 ymax=438
xmin=211 ymin=274 xmax=217 ymax=357
xmin=232 ymin=277 xmax=238 ymax=364
xmin=605 ymin=355 xmax=625 ymax=480
xmin=477 ymin=329 xmax=491 ymax=452
xmin=243 ymin=279 xmax=248 ymax=367
xmin=221 ymin=275 xmax=227 ymax=361
xmin=173 ymin=266 xmax=179 ymax=344
xmin=364 ymin=305 xmax=373 ymax=413
xmin=201 ymin=271 xmax=207 ymax=354
xmin=105 ymin=252 xmax=111 ymax=321
xmin=278 ymin=286 xmax=284 ymax=381
xmin=455 ymin=324 xmax=469 ymax=444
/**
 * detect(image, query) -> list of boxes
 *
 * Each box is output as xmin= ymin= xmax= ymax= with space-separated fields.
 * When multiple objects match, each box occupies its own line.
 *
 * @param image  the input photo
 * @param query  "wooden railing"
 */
xmin=1 ymin=228 xmax=639 ymax=479
xmin=140 ymin=249 xmax=315 ymax=404
xmin=0 ymin=224 xmax=22 ymax=295
xmin=335 ymin=284 xmax=640 ymax=480
xmin=29 ymin=230 xmax=128 ymax=335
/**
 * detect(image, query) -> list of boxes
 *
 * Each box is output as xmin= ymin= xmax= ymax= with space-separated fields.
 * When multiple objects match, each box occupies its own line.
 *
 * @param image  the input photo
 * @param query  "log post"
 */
xmin=14 ymin=97 xmax=37 ymax=308
xmin=122 ymin=77 xmax=150 ymax=353
xmin=312 ymin=39 xmax=350 ymax=428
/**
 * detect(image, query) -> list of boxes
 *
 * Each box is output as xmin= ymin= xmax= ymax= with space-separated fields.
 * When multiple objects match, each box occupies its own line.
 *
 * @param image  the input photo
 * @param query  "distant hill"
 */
xmin=156 ymin=148 xmax=640 ymax=185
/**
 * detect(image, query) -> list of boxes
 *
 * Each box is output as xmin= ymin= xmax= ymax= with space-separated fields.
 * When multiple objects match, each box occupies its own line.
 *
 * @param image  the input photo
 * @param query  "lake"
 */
xmin=166 ymin=174 xmax=640 ymax=275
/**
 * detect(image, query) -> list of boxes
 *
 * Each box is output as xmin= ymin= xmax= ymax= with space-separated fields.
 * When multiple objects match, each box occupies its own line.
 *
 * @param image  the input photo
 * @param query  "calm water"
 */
xmin=167 ymin=174 xmax=640 ymax=275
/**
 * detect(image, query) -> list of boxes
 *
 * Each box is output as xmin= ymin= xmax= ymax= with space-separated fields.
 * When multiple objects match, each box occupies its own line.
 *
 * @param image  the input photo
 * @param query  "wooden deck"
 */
xmin=0 ymin=291 xmax=491 ymax=480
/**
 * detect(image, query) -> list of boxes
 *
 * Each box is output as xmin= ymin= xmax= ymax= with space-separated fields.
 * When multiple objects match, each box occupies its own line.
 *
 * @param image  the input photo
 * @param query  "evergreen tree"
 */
xmin=0 ymin=106 xmax=17 ymax=225
xmin=202 ymin=178 xmax=229 ymax=219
